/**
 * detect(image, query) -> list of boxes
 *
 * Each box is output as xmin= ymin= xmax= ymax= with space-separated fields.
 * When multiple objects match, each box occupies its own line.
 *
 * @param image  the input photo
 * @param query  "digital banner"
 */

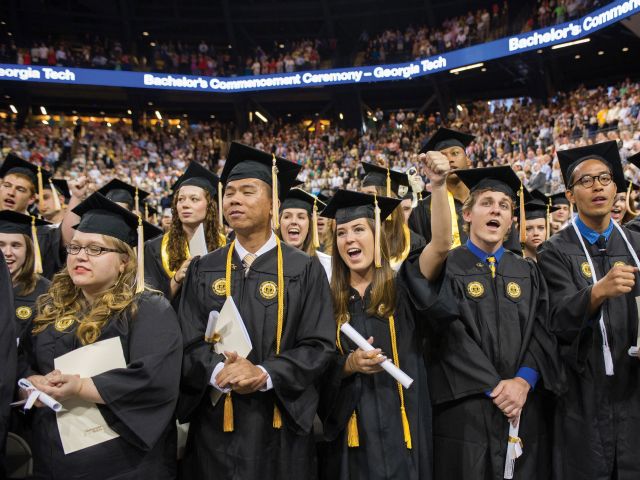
xmin=0 ymin=0 xmax=637 ymax=94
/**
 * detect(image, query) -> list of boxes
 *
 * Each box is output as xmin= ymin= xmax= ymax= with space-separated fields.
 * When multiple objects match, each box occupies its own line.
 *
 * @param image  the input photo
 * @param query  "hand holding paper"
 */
xmin=17 ymin=378 xmax=62 ymax=412
xmin=503 ymin=418 xmax=523 ymax=479
xmin=340 ymin=323 xmax=414 ymax=389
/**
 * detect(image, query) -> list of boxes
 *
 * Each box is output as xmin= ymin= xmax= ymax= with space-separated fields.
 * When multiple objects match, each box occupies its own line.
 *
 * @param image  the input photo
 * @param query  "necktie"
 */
xmin=243 ymin=253 xmax=256 ymax=276
xmin=487 ymin=256 xmax=496 ymax=278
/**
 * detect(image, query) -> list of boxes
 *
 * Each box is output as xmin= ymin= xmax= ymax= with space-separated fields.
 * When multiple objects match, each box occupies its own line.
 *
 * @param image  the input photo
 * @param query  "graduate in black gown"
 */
xmin=359 ymin=162 xmax=425 ymax=270
xmin=0 ymin=250 xmax=17 ymax=478
xmin=17 ymin=193 xmax=182 ymax=480
xmin=520 ymin=198 xmax=558 ymax=261
xmin=144 ymin=162 xmax=224 ymax=300
xmin=409 ymin=127 xmax=523 ymax=255
xmin=0 ymin=154 xmax=65 ymax=279
xmin=0 ymin=211 xmax=52 ymax=341
xmin=548 ymin=192 xmax=572 ymax=235
xmin=178 ymin=142 xmax=335 ymax=480
xmin=421 ymin=163 xmax=564 ymax=479
xmin=316 ymin=149 xmax=456 ymax=480
xmin=537 ymin=142 xmax=640 ymax=480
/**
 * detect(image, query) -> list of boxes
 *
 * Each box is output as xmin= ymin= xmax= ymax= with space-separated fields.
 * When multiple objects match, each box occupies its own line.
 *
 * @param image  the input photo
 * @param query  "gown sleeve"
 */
xmin=260 ymin=259 xmax=336 ymax=434
xmin=537 ymin=240 xmax=598 ymax=371
xmin=0 ymin=252 xmax=16 ymax=472
xmin=176 ymin=256 xmax=226 ymax=423
xmin=91 ymin=293 xmax=182 ymax=452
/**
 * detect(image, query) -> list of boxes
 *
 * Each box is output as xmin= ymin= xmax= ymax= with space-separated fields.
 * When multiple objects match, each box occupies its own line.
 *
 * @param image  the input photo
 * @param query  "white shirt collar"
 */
xmin=234 ymin=231 xmax=277 ymax=260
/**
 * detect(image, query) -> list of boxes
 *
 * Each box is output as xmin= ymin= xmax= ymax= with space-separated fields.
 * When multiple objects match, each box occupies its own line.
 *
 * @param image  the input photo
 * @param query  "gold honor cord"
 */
xmin=337 ymin=314 xmax=412 ymax=449
xmin=626 ymin=181 xmax=639 ymax=217
xmin=160 ymin=233 xmax=190 ymax=279
xmin=223 ymin=237 xmax=285 ymax=432
xmin=271 ymin=154 xmax=280 ymax=230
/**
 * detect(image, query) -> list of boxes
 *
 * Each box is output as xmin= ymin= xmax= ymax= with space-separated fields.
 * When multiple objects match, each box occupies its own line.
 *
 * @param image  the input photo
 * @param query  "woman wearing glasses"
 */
xmin=18 ymin=193 xmax=182 ymax=479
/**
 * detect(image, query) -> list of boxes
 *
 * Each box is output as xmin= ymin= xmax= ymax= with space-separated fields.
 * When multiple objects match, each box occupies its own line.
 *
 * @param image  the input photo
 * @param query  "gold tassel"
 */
xmin=37 ymin=166 xmax=44 ymax=212
xmin=546 ymin=199 xmax=551 ymax=240
xmin=518 ymin=184 xmax=526 ymax=257
xmin=223 ymin=392 xmax=234 ymax=432
xmin=135 ymin=215 xmax=145 ymax=293
xmin=134 ymin=188 xmax=140 ymax=214
xmin=385 ymin=169 xmax=392 ymax=222
xmin=31 ymin=216 xmax=43 ymax=275
xmin=400 ymin=406 xmax=412 ymax=449
xmin=388 ymin=315 xmax=412 ymax=449
xmin=626 ymin=181 xmax=639 ymax=217
xmin=271 ymin=154 xmax=279 ymax=230
xmin=312 ymin=198 xmax=320 ymax=249
xmin=273 ymin=405 xmax=282 ymax=429
xmin=218 ymin=181 xmax=225 ymax=229
xmin=374 ymin=194 xmax=382 ymax=268
xmin=144 ymin=204 xmax=149 ymax=222
xmin=347 ymin=411 xmax=360 ymax=447
xmin=49 ymin=179 xmax=61 ymax=212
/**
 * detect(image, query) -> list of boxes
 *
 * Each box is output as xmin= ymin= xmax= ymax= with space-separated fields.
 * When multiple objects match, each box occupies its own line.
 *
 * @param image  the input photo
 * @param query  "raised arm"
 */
xmin=418 ymin=151 xmax=452 ymax=281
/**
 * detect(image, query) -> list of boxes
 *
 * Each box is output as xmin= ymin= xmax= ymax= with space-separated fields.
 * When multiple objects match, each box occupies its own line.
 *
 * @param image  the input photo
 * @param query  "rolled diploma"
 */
xmin=18 ymin=378 xmax=63 ymax=412
xmin=503 ymin=420 xmax=523 ymax=479
xmin=340 ymin=322 xmax=414 ymax=389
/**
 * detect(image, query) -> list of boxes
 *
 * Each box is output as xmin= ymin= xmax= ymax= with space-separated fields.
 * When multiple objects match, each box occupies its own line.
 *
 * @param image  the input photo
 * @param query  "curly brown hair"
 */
xmin=167 ymin=187 xmax=222 ymax=272
xmin=32 ymin=236 xmax=139 ymax=345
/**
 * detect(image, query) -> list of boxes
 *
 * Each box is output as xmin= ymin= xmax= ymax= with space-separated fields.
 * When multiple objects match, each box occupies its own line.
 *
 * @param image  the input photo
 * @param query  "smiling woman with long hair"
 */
xmin=144 ymin=161 xmax=224 ymax=300
xmin=19 ymin=193 xmax=182 ymax=480
xmin=316 ymin=176 xmax=456 ymax=480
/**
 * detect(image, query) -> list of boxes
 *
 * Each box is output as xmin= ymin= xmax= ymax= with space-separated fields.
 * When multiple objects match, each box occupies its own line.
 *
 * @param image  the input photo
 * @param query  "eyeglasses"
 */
xmin=569 ymin=173 xmax=613 ymax=189
xmin=65 ymin=244 xmax=121 ymax=256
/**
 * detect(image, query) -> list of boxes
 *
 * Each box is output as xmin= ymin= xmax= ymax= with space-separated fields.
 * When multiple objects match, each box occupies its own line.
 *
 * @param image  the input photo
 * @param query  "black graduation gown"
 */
xmin=537 ymin=226 xmax=640 ymax=480
xmin=0 ymin=252 xmax=17 ymax=477
xmin=144 ymin=235 xmax=171 ymax=299
xmin=317 ymin=259 xmax=456 ymax=480
xmin=425 ymin=247 xmax=564 ymax=480
xmin=19 ymin=292 xmax=183 ymax=480
xmin=409 ymin=194 xmax=523 ymax=254
xmin=36 ymin=225 xmax=65 ymax=280
xmin=177 ymin=242 xmax=336 ymax=480
xmin=13 ymin=276 xmax=50 ymax=342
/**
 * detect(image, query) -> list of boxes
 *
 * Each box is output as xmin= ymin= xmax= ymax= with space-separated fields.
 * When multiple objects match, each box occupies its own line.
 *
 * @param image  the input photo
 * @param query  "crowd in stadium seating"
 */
xmin=0 ymin=36 xmax=331 ymax=76
xmin=361 ymin=0 xmax=600 ymax=65
xmin=0 ymin=78 xmax=638 ymax=212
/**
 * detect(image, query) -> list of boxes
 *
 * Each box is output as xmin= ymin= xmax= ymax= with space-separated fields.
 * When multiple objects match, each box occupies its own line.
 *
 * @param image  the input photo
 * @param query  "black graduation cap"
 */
xmin=0 ymin=153 xmax=52 ymax=192
xmin=557 ymin=141 xmax=626 ymax=192
xmin=291 ymin=179 xmax=305 ymax=189
xmin=420 ymin=127 xmax=475 ymax=154
xmin=529 ymin=189 xmax=548 ymax=204
xmin=548 ymin=192 xmax=570 ymax=206
xmin=171 ymin=161 xmax=220 ymax=197
xmin=281 ymin=188 xmax=327 ymax=215
xmin=455 ymin=166 xmax=531 ymax=202
xmin=0 ymin=210 xmax=50 ymax=274
xmin=361 ymin=162 xmax=409 ymax=197
xmin=48 ymin=179 xmax=70 ymax=200
xmin=97 ymin=179 xmax=150 ymax=211
xmin=519 ymin=199 xmax=559 ymax=221
xmin=222 ymin=141 xmax=302 ymax=229
xmin=322 ymin=189 xmax=400 ymax=268
xmin=317 ymin=190 xmax=333 ymax=204
xmin=627 ymin=151 xmax=640 ymax=170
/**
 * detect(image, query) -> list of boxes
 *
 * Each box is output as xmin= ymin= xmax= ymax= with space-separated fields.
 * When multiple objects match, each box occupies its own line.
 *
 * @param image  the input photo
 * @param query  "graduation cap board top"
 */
xmin=97 ymin=178 xmax=150 ymax=211
xmin=47 ymin=179 xmax=70 ymax=200
xmin=455 ymin=166 xmax=532 ymax=202
xmin=171 ymin=161 xmax=220 ymax=197
xmin=420 ymin=127 xmax=475 ymax=154
xmin=0 ymin=153 xmax=52 ymax=192
xmin=361 ymin=162 xmax=409 ymax=197
xmin=556 ymin=141 xmax=626 ymax=192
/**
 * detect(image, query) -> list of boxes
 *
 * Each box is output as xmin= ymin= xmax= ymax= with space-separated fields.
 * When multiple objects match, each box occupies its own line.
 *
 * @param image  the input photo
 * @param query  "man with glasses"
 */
xmin=537 ymin=141 xmax=640 ymax=479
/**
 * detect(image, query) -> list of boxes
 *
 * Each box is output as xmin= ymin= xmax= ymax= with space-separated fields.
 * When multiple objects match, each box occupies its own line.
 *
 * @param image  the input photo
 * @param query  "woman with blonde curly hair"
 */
xmin=144 ymin=161 xmax=224 ymax=300
xmin=19 ymin=193 xmax=182 ymax=479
